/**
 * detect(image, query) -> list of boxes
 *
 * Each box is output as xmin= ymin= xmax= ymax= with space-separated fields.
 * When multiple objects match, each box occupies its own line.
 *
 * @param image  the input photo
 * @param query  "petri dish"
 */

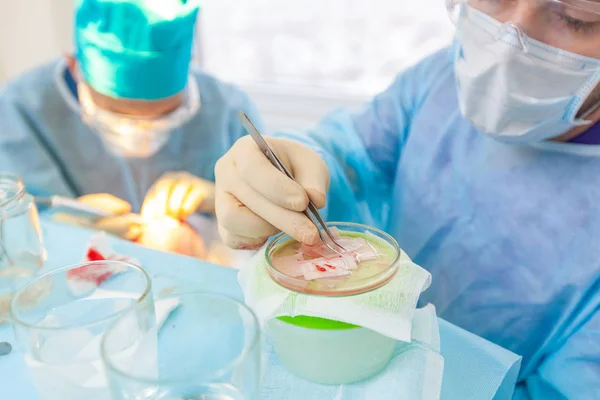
xmin=265 ymin=222 xmax=401 ymax=297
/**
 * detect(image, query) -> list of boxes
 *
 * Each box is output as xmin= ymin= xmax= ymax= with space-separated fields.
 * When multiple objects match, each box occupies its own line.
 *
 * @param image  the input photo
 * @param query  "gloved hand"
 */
xmin=78 ymin=193 xmax=131 ymax=215
xmin=137 ymin=216 xmax=206 ymax=259
xmin=214 ymin=136 xmax=330 ymax=250
xmin=141 ymin=171 xmax=215 ymax=221
xmin=52 ymin=194 xmax=142 ymax=240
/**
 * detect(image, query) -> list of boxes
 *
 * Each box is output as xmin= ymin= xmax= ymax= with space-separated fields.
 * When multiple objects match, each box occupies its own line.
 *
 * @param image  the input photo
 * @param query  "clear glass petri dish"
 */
xmin=10 ymin=260 xmax=152 ymax=400
xmin=101 ymin=292 xmax=260 ymax=400
xmin=265 ymin=222 xmax=401 ymax=297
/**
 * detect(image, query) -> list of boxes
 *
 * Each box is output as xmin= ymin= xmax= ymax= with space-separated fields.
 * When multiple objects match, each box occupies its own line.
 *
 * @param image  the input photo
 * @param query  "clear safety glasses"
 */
xmin=447 ymin=0 xmax=600 ymax=70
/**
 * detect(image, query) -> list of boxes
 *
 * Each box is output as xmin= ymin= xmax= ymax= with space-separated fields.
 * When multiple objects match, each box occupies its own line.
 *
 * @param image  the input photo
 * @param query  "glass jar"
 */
xmin=264 ymin=222 xmax=401 ymax=384
xmin=0 ymin=174 xmax=46 ymax=323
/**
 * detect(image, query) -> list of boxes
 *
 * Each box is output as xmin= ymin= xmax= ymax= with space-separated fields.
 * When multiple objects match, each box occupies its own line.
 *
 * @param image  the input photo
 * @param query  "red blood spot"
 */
xmin=67 ymin=265 xmax=112 ymax=286
xmin=87 ymin=248 xmax=105 ymax=261
xmin=316 ymin=265 xmax=327 ymax=272
xmin=324 ymin=263 xmax=336 ymax=270
xmin=91 ymin=272 xmax=112 ymax=285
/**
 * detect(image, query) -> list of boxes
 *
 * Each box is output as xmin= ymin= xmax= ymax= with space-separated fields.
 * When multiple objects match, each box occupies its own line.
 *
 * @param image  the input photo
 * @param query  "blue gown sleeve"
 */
xmin=514 ymin=308 xmax=600 ymax=400
xmin=271 ymin=48 xmax=453 ymax=229
xmin=0 ymin=91 xmax=75 ymax=198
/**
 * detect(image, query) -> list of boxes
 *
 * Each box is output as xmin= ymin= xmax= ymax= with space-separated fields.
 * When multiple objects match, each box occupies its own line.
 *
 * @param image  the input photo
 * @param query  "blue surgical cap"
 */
xmin=74 ymin=0 xmax=200 ymax=100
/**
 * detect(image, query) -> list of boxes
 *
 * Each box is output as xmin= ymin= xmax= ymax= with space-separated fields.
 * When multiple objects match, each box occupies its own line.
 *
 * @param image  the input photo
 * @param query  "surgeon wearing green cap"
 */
xmin=0 ymin=0 xmax=262 ymax=258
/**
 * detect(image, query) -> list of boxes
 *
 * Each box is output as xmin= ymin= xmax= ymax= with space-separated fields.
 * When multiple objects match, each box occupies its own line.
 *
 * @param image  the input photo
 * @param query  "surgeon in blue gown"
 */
xmin=0 ymin=0 xmax=261 ymax=250
xmin=215 ymin=1 xmax=600 ymax=398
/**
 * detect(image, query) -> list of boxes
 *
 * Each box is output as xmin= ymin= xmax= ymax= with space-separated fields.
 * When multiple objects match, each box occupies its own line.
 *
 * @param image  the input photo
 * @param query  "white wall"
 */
xmin=0 ymin=0 xmax=74 ymax=85
xmin=241 ymin=83 xmax=367 ymax=133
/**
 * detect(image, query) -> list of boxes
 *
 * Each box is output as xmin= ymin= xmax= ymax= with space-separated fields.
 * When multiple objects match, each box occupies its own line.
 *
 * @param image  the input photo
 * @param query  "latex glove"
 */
xmin=141 ymin=172 xmax=215 ymax=222
xmin=77 ymin=193 xmax=131 ymax=215
xmin=91 ymin=214 xmax=142 ymax=241
xmin=137 ymin=216 xmax=206 ymax=259
xmin=52 ymin=194 xmax=142 ymax=240
xmin=214 ymin=136 xmax=329 ymax=250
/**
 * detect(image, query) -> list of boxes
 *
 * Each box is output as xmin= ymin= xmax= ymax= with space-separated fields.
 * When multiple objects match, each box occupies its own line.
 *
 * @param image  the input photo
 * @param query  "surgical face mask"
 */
xmin=78 ymin=77 xmax=201 ymax=158
xmin=451 ymin=4 xmax=600 ymax=143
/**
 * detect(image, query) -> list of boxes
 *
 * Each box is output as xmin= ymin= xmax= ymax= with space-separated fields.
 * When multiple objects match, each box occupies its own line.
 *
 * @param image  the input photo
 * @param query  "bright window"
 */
xmin=196 ymin=0 xmax=455 ymax=129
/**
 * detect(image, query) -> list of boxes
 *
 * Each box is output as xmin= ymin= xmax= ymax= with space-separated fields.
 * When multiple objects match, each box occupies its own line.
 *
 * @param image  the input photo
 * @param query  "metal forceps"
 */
xmin=238 ymin=112 xmax=347 ymax=254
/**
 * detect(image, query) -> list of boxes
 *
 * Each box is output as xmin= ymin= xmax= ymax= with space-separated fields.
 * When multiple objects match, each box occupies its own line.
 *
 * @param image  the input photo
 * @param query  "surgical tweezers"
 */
xmin=238 ymin=112 xmax=347 ymax=254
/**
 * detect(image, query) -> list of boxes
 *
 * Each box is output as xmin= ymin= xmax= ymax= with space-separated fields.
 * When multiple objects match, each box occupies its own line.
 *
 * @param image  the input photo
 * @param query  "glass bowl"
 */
xmin=264 ymin=222 xmax=401 ymax=383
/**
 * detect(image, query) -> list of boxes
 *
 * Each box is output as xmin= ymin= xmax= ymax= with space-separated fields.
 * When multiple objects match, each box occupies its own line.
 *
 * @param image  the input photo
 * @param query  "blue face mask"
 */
xmin=454 ymin=8 xmax=600 ymax=143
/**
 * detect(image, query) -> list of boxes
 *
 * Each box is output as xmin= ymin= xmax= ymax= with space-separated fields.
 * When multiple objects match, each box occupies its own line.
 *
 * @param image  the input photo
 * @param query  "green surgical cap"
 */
xmin=75 ymin=0 xmax=200 ymax=100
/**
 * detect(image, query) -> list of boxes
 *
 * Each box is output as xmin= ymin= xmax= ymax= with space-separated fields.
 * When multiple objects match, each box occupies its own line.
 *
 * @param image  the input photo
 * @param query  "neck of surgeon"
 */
xmin=554 ymin=94 xmax=600 ymax=142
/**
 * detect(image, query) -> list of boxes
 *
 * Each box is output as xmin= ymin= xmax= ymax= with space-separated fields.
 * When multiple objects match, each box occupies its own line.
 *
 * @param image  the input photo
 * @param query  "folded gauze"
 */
xmin=238 ymin=245 xmax=432 ymax=342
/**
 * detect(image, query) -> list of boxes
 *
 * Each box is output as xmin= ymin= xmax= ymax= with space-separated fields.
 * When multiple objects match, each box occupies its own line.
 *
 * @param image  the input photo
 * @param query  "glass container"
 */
xmin=0 ymin=173 xmax=46 ymax=323
xmin=265 ymin=222 xmax=401 ymax=384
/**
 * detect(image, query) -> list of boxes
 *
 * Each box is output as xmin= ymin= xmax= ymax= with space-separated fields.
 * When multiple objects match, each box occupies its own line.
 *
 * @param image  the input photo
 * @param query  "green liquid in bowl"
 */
xmin=268 ymin=318 xmax=396 ymax=384
xmin=277 ymin=315 xmax=359 ymax=330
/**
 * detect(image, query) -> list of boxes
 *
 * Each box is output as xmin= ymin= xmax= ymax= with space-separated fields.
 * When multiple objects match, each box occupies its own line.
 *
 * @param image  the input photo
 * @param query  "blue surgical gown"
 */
xmin=0 ymin=59 xmax=262 ymax=210
xmin=273 ymin=48 xmax=600 ymax=399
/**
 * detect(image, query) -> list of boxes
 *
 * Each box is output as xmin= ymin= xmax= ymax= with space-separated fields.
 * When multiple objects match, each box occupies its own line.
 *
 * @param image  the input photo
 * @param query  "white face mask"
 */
xmin=454 ymin=8 xmax=600 ymax=143
xmin=78 ymin=77 xmax=201 ymax=158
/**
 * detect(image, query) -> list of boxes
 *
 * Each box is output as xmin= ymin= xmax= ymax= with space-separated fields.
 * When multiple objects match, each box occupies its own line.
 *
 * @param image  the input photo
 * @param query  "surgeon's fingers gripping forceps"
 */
xmin=238 ymin=112 xmax=347 ymax=254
